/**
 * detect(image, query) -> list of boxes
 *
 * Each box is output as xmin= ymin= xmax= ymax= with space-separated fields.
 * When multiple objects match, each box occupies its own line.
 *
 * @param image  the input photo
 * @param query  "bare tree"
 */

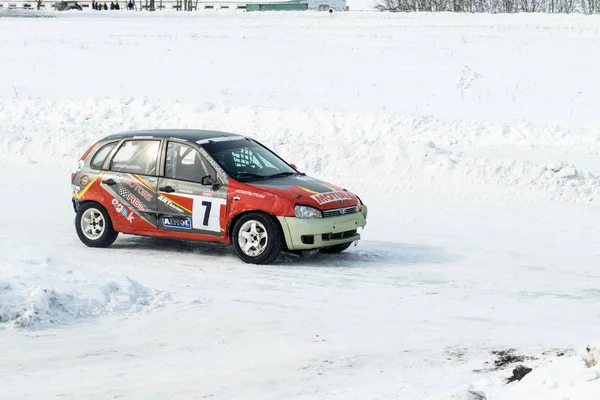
xmin=375 ymin=0 xmax=416 ymax=11
xmin=375 ymin=0 xmax=582 ymax=13
xmin=588 ymin=0 xmax=595 ymax=13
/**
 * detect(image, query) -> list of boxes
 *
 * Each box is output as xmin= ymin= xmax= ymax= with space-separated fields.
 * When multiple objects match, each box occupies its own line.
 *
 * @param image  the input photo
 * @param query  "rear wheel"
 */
xmin=319 ymin=242 xmax=353 ymax=253
xmin=75 ymin=202 xmax=118 ymax=248
xmin=232 ymin=213 xmax=283 ymax=264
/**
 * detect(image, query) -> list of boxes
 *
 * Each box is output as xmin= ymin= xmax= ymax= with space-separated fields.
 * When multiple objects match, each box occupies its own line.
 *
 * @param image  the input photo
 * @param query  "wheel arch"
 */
xmin=227 ymin=210 xmax=285 ymax=246
xmin=74 ymin=200 xmax=119 ymax=248
xmin=75 ymin=199 xmax=119 ymax=231
xmin=73 ymin=198 xmax=105 ymax=212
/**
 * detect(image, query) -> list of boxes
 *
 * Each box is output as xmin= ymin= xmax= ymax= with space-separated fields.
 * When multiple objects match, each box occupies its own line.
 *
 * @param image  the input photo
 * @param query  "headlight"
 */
xmin=294 ymin=205 xmax=322 ymax=219
xmin=356 ymin=195 xmax=364 ymax=211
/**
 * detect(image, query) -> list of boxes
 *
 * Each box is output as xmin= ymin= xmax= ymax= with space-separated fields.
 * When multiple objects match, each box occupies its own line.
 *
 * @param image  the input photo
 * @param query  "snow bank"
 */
xmin=0 ymin=256 xmax=170 ymax=329
xmin=3 ymin=13 xmax=600 ymax=204
xmin=450 ymin=345 xmax=600 ymax=400
xmin=1 ymin=97 xmax=599 ymax=204
xmin=0 ymin=10 xmax=55 ymax=18
xmin=3 ymin=13 xmax=600 ymax=126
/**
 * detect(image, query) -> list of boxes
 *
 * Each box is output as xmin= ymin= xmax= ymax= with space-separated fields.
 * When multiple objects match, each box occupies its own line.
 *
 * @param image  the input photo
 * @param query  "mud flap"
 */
xmin=300 ymin=249 xmax=320 ymax=257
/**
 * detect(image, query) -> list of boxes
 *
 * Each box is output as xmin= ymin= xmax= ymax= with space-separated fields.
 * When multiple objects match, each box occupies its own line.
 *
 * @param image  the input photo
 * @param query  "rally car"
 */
xmin=71 ymin=129 xmax=368 ymax=264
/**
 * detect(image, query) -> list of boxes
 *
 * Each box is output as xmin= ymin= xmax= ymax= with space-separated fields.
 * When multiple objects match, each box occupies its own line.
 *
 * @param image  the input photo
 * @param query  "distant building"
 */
xmin=246 ymin=1 xmax=307 ymax=11
xmin=246 ymin=0 xmax=346 ymax=10
xmin=0 ymin=0 xmax=347 ymax=10
xmin=307 ymin=0 xmax=346 ymax=10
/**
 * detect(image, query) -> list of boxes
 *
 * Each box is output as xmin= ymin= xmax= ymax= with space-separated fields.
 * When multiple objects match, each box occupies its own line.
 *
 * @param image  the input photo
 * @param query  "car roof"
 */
xmin=103 ymin=129 xmax=243 ymax=143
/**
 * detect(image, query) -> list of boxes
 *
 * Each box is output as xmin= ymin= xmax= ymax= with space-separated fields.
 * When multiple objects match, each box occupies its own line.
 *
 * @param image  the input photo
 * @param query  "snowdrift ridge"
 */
xmin=0 ymin=256 xmax=170 ymax=329
xmin=1 ymin=97 xmax=599 ymax=203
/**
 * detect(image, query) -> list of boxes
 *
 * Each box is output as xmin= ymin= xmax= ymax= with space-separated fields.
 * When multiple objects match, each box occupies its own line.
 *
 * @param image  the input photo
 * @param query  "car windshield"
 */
xmin=202 ymin=139 xmax=297 ymax=182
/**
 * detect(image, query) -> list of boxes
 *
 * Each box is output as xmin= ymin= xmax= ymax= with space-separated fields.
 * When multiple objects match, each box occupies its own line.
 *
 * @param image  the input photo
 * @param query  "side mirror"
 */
xmin=289 ymin=163 xmax=297 ymax=170
xmin=201 ymin=175 xmax=219 ymax=187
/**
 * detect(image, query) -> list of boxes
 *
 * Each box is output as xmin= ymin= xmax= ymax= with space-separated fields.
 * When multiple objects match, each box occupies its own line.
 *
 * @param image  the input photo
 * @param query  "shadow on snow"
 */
xmin=110 ymin=236 xmax=459 ymax=268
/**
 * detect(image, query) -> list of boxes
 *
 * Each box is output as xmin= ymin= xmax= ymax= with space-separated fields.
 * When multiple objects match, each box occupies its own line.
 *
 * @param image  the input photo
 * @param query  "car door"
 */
xmin=100 ymin=139 xmax=161 ymax=230
xmin=156 ymin=140 xmax=227 ymax=237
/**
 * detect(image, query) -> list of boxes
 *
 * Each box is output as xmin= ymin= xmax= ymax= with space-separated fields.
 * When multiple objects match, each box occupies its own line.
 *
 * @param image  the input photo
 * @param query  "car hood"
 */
xmin=247 ymin=174 xmax=359 ymax=210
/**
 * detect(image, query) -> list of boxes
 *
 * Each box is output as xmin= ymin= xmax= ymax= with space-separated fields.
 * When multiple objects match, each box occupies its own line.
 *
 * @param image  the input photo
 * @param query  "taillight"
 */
xmin=72 ymin=141 xmax=97 ymax=181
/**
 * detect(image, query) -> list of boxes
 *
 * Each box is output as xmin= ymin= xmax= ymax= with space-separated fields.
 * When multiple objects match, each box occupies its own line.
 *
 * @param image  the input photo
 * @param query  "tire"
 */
xmin=319 ymin=242 xmax=353 ymax=253
xmin=232 ymin=212 xmax=284 ymax=264
xmin=75 ymin=202 xmax=118 ymax=248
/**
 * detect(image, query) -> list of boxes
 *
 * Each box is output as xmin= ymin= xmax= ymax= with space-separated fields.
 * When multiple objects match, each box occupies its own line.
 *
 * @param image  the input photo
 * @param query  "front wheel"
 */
xmin=319 ymin=242 xmax=353 ymax=253
xmin=232 ymin=213 xmax=284 ymax=264
xmin=75 ymin=202 xmax=118 ymax=248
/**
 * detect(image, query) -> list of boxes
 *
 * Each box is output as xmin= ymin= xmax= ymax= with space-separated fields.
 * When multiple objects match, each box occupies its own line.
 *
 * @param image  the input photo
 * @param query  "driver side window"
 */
xmin=165 ymin=142 xmax=215 ymax=183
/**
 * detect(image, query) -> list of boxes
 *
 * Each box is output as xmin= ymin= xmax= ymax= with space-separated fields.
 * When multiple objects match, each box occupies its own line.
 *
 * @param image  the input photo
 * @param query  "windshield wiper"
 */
xmin=234 ymin=172 xmax=266 ymax=179
xmin=267 ymin=172 xmax=297 ymax=178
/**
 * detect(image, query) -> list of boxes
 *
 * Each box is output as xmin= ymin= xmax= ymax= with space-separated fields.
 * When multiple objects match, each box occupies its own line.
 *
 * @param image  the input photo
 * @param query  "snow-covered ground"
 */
xmin=1 ymin=12 xmax=600 ymax=400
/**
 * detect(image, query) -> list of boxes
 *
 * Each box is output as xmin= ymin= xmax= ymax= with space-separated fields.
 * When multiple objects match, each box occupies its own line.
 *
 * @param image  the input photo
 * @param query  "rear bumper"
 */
xmin=277 ymin=205 xmax=368 ymax=250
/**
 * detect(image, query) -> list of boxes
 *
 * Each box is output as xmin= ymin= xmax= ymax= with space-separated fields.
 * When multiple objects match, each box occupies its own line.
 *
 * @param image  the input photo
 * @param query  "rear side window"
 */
xmin=110 ymin=140 xmax=160 ymax=175
xmin=90 ymin=142 xmax=118 ymax=170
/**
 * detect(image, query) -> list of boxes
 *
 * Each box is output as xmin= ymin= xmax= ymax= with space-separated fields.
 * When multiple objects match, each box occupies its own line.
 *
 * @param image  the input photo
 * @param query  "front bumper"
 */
xmin=277 ymin=205 xmax=368 ymax=250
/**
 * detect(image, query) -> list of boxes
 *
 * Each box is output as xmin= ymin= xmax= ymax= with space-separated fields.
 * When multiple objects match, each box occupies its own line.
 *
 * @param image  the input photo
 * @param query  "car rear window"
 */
xmin=90 ymin=142 xmax=118 ymax=170
xmin=110 ymin=140 xmax=160 ymax=176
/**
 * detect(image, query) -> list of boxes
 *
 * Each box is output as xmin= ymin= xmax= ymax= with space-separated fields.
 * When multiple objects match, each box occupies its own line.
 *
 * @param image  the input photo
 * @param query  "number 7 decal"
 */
xmin=201 ymin=201 xmax=212 ymax=226
xmin=192 ymin=195 xmax=225 ymax=233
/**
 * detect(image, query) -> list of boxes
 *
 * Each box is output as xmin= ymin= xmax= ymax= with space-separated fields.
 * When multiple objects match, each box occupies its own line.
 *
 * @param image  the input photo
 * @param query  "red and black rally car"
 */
xmin=71 ymin=130 xmax=368 ymax=264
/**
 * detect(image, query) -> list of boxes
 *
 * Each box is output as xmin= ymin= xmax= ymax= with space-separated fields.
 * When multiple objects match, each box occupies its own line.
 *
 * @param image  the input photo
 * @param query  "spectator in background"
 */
xmin=115 ymin=1 xmax=120 ymax=9
xmin=92 ymin=0 xmax=95 ymax=8
xmin=103 ymin=2 xmax=108 ymax=9
xmin=127 ymin=0 xmax=133 ymax=9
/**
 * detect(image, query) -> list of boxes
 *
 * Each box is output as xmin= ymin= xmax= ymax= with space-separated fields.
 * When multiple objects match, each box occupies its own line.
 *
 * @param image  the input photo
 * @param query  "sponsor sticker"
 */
xmin=197 ymin=147 xmax=228 ymax=177
xmin=158 ymin=195 xmax=185 ymax=214
xmin=162 ymin=216 xmax=191 ymax=229
xmin=113 ymin=163 xmax=142 ymax=171
xmin=203 ymin=189 xmax=214 ymax=197
xmin=310 ymin=191 xmax=352 ymax=205
xmin=234 ymin=189 xmax=265 ymax=199
xmin=126 ymin=192 xmax=145 ymax=210
xmin=77 ymin=160 xmax=85 ymax=172
xmin=111 ymin=198 xmax=135 ymax=223
xmin=116 ymin=183 xmax=148 ymax=212
xmin=72 ymin=184 xmax=81 ymax=194
xmin=124 ymin=175 xmax=153 ymax=201
xmin=80 ymin=175 xmax=89 ymax=186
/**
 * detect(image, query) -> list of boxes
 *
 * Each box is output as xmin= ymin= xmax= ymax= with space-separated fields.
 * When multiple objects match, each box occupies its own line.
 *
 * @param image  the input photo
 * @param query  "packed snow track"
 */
xmin=1 ymin=11 xmax=600 ymax=400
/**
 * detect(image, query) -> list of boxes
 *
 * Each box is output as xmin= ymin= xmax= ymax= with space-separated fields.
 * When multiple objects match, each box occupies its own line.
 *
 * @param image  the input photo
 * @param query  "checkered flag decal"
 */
xmin=117 ymin=183 xmax=130 ymax=199
xmin=117 ymin=183 xmax=148 ymax=212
